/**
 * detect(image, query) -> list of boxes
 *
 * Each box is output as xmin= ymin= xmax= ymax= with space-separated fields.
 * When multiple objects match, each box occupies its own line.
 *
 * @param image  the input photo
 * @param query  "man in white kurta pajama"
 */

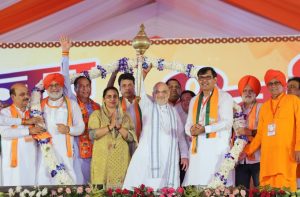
xmin=123 ymin=79 xmax=189 ymax=190
xmin=182 ymin=67 xmax=234 ymax=187
xmin=37 ymin=73 xmax=84 ymax=185
xmin=0 ymin=83 xmax=44 ymax=186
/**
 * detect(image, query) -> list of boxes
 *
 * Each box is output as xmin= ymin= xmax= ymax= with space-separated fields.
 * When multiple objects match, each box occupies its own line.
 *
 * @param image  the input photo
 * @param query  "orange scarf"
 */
xmin=191 ymin=87 xmax=218 ymax=154
xmin=121 ymin=97 xmax=142 ymax=141
xmin=77 ymin=97 xmax=100 ymax=158
xmin=41 ymin=96 xmax=73 ymax=158
xmin=10 ymin=105 xmax=31 ymax=167
xmin=245 ymin=102 xmax=258 ymax=161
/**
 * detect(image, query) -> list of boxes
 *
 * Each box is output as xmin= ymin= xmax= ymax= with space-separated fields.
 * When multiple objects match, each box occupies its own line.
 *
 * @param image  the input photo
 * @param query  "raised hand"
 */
xmin=60 ymin=35 xmax=72 ymax=52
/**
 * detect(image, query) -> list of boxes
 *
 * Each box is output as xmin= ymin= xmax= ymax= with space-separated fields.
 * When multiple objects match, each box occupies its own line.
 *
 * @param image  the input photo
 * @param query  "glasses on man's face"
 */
xmin=198 ymin=75 xmax=213 ymax=81
xmin=267 ymin=81 xmax=282 ymax=87
xmin=105 ymin=95 xmax=118 ymax=100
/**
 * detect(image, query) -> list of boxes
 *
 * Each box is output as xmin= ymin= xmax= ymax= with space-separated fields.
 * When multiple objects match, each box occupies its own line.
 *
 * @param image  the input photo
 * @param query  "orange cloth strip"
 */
xmin=191 ymin=87 xmax=218 ymax=154
xmin=9 ymin=105 xmax=30 ymax=167
xmin=77 ymin=98 xmax=100 ymax=159
xmin=41 ymin=97 xmax=73 ymax=157
xmin=0 ymin=0 xmax=83 ymax=34
xmin=246 ymin=103 xmax=257 ymax=161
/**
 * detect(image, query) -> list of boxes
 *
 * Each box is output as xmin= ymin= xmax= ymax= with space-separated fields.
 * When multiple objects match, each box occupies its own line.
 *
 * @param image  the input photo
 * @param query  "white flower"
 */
xmin=36 ymin=191 xmax=41 ymax=197
xmin=15 ymin=186 xmax=22 ymax=193
xmin=41 ymin=188 xmax=48 ymax=196
xmin=29 ymin=190 xmax=36 ymax=197
xmin=22 ymin=189 xmax=30 ymax=194
xmin=8 ymin=188 xmax=15 ymax=197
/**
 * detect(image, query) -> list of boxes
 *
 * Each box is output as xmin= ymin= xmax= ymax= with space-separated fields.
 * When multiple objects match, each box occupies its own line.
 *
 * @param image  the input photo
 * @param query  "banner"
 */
xmin=1 ymin=36 xmax=300 ymax=104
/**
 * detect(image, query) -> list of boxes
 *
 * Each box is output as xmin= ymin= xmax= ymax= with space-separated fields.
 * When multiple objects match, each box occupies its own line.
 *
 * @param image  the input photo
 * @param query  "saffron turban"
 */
xmin=43 ymin=73 xmax=64 ymax=89
xmin=264 ymin=69 xmax=286 ymax=87
xmin=238 ymin=75 xmax=261 ymax=96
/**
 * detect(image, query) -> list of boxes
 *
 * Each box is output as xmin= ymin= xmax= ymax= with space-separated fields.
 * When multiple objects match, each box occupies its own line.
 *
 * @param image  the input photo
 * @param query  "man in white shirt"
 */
xmin=183 ymin=67 xmax=234 ymax=187
xmin=0 ymin=83 xmax=44 ymax=186
xmin=37 ymin=73 xmax=84 ymax=185
xmin=123 ymin=76 xmax=189 ymax=190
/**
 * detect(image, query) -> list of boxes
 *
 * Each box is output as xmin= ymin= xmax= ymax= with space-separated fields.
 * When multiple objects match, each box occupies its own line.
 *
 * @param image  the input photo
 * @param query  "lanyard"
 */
xmin=270 ymin=94 xmax=284 ymax=120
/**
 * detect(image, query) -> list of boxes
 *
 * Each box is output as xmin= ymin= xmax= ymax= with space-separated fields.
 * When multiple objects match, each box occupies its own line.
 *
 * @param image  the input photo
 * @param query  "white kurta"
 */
xmin=0 ymin=106 xmax=37 ymax=186
xmin=123 ymin=81 xmax=188 ymax=190
xmin=37 ymin=97 xmax=84 ymax=185
xmin=182 ymin=89 xmax=234 ymax=186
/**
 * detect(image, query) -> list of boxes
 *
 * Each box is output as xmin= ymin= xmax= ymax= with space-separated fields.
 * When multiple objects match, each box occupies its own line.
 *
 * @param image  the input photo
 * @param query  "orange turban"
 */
xmin=238 ymin=75 xmax=261 ymax=96
xmin=264 ymin=69 xmax=286 ymax=87
xmin=43 ymin=73 xmax=64 ymax=89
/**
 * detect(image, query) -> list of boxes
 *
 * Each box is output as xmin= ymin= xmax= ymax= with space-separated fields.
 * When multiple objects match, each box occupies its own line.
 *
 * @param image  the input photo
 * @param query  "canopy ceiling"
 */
xmin=0 ymin=0 xmax=299 ymax=42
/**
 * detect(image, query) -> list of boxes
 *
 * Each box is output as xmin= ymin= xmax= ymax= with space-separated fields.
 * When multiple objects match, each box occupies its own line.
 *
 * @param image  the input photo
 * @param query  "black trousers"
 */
xmin=235 ymin=162 xmax=260 ymax=189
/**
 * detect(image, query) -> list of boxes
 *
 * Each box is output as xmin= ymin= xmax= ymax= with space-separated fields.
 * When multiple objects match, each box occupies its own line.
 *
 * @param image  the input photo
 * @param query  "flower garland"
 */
xmin=30 ymin=80 xmax=73 ymax=185
xmin=207 ymin=102 xmax=248 ymax=188
xmin=69 ymin=57 xmax=198 ymax=83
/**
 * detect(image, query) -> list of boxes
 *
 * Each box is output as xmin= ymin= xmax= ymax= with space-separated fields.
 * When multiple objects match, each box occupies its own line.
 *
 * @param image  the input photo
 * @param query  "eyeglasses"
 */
xmin=267 ymin=81 xmax=282 ymax=87
xmin=198 ymin=75 xmax=213 ymax=81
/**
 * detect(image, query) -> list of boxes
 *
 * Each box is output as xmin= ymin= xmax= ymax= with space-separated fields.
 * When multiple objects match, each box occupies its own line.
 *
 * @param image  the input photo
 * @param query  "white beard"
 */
xmin=47 ymin=89 xmax=63 ymax=99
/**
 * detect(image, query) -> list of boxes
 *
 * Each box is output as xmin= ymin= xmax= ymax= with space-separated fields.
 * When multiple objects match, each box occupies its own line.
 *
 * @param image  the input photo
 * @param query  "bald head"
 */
xmin=153 ymin=82 xmax=170 ymax=105
xmin=10 ymin=83 xmax=30 ymax=111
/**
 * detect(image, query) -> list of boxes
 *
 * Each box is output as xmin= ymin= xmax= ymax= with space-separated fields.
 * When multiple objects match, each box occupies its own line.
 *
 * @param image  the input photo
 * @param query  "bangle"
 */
xmin=21 ymin=118 xmax=26 ymax=125
xmin=62 ymin=51 xmax=69 ymax=56
xmin=107 ymin=125 xmax=112 ymax=132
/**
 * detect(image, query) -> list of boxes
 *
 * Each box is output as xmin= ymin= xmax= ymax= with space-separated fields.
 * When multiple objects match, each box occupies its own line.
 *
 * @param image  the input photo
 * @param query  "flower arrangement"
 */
xmin=185 ymin=185 xmax=247 ymax=197
xmin=99 ymin=184 xmax=184 ymax=197
xmin=4 ymin=185 xmax=300 ymax=197
xmin=68 ymin=57 xmax=200 ymax=84
xmin=6 ymin=185 xmax=95 ymax=197
xmin=207 ymin=102 xmax=248 ymax=188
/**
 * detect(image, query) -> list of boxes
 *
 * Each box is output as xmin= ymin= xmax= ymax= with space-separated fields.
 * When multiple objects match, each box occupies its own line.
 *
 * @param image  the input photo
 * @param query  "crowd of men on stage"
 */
xmin=0 ymin=37 xmax=300 ymax=191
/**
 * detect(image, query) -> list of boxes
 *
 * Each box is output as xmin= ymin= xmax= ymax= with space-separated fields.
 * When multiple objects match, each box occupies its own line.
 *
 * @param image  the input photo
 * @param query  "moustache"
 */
xmin=23 ymin=98 xmax=29 ymax=102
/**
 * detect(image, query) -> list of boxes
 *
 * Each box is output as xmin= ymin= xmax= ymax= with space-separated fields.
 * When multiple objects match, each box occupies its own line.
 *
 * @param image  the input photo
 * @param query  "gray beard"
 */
xmin=48 ymin=90 xmax=63 ymax=100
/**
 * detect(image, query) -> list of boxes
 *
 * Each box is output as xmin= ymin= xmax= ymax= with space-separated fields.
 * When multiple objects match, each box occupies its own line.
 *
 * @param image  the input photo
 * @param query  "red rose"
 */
xmin=147 ymin=187 xmax=154 ymax=193
xmin=176 ymin=187 xmax=184 ymax=194
xmin=106 ymin=188 xmax=113 ymax=196
xmin=167 ymin=188 xmax=175 ymax=194
xmin=140 ymin=184 xmax=145 ymax=190
xmin=134 ymin=188 xmax=141 ymax=194
xmin=115 ymin=188 xmax=122 ymax=194
xmin=279 ymin=190 xmax=285 ymax=195
xmin=122 ymin=188 xmax=130 ymax=195
xmin=160 ymin=187 xmax=168 ymax=194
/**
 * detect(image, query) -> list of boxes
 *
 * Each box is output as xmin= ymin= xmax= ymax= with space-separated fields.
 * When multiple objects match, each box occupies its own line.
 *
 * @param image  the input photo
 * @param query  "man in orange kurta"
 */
xmin=244 ymin=69 xmax=300 ymax=191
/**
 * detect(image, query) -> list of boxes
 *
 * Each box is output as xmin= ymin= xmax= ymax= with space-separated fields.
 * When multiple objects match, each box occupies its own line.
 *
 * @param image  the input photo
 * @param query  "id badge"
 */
xmin=267 ymin=123 xmax=276 ymax=136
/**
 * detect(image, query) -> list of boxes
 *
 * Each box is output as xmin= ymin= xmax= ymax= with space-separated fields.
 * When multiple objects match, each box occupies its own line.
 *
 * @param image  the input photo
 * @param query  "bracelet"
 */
xmin=21 ymin=118 xmax=26 ymax=125
xmin=62 ymin=51 xmax=69 ymax=56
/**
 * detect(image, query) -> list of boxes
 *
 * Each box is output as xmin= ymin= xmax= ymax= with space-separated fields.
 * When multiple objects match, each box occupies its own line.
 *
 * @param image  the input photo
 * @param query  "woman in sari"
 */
xmin=88 ymin=87 xmax=137 ymax=188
